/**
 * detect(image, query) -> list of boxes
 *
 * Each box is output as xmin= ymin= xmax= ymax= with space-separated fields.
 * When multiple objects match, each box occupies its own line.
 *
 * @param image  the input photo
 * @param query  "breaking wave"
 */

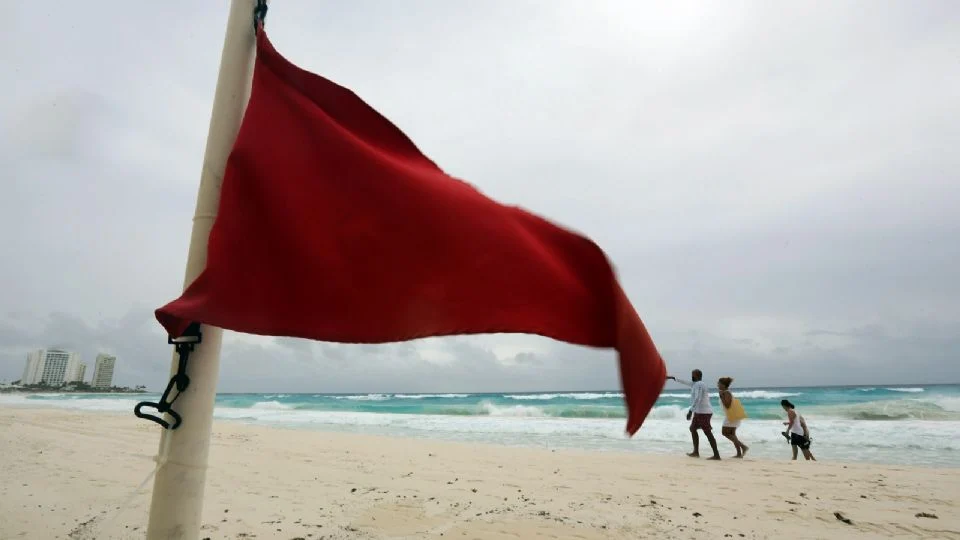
xmin=504 ymin=392 xmax=623 ymax=401
xmin=734 ymin=390 xmax=802 ymax=400
xmin=810 ymin=399 xmax=960 ymax=421
xmin=394 ymin=393 xmax=471 ymax=399
xmin=334 ymin=394 xmax=391 ymax=401
xmin=250 ymin=401 xmax=293 ymax=411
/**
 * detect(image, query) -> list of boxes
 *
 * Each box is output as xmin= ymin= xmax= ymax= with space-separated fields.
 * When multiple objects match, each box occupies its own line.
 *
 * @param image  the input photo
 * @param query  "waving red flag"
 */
xmin=156 ymin=31 xmax=665 ymax=435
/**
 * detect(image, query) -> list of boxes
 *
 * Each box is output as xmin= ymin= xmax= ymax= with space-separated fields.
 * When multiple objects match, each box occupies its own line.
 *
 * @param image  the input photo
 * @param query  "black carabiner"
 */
xmin=134 ymin=371 xmax=188 ymax=429
xmin=134 ymin=323 xmax=201 ymax=430
xmin=134 ymin=400 xmax=182 ymax=430
xmin=253 ymin=0 xmax=268 ymax=34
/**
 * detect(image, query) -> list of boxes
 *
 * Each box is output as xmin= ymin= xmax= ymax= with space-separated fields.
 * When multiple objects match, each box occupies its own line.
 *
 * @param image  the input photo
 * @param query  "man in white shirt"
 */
xmin=667 ymin=369 xmax=721 ymax=460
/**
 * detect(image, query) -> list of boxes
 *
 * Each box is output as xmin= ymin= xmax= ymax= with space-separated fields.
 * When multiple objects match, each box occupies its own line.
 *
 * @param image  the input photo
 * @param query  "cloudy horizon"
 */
xmin=3 ymin=1 xmax=959 ymax=392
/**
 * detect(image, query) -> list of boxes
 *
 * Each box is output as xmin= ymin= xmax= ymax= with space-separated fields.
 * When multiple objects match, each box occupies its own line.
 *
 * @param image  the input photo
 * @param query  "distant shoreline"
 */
xmin=195 ymin=383 xmax=960 ymax=395
xmin=4 ymin=383 xmax=957 ymax=395
xmin=0 ymin=388 xmax=146 ymax=395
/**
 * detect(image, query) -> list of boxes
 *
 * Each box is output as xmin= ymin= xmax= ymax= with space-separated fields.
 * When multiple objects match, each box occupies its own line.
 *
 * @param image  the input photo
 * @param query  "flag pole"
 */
xmin=145 ymin=1 xmax=262 ymax=538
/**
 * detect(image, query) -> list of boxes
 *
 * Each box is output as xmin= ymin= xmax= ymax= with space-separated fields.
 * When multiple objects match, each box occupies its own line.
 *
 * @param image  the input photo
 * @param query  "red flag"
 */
xmin=157 ymin=31 xmax=665 ymax=435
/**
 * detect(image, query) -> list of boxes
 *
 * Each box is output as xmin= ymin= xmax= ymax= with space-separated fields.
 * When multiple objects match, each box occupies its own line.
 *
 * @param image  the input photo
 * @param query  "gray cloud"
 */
xmin=212 ymin=334 xmax=621 ymax=394
xmin=2 ymin=1 xmax=958 ymax=390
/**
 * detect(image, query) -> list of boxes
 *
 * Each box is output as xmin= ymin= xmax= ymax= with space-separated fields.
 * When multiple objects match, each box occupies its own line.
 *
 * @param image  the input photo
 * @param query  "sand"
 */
xmin=1 ymin=408 xmax=958 ymax=539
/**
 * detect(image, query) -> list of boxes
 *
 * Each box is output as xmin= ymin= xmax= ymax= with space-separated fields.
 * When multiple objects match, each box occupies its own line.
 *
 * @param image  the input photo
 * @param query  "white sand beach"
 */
xmin=1 ymin=407 xmax=958 ymax=539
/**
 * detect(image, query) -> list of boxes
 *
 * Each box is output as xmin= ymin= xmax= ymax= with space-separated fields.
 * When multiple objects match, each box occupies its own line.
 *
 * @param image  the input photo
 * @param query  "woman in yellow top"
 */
xmin=718 ymin=377 xmax=749 ymax=458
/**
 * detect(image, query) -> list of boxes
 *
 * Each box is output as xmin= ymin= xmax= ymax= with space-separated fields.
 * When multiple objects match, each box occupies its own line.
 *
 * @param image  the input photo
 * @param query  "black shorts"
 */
xmin=790 ymin=432 xmax=811 ymax=449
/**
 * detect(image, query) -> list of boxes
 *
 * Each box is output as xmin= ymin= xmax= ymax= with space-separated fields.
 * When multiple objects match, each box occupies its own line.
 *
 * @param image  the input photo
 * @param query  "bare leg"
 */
xmin=722 ymin=427 xmax=741 ymax=458
xmin=725 ymin=427 xmax=748 ymax=458
xmin=791 ymin=445 xmax=799 ymax=461
xmin=802 ymin=448 xmax=816 ymax=461
xmin=704 ymin=429 xmax=721 ymax=460
xmin=735 ymin=429 xmax=749 ymax=458
xmin=688 ymin=427 xmax=700 ymax=457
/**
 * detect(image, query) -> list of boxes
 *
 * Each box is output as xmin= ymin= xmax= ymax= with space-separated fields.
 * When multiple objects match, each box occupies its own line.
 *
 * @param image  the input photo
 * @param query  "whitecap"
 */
xmin=479 ymin=400 xmax=547 ymax=417
xmin=734 ymin=390 xmax=802 ymax=400
xmin=393 ymin=393 xmax=470 ymax=399
xmin=250 ymin=400 xmax=293 ymax=410
xmin=503 ymin=392 xmax=622 ymax=401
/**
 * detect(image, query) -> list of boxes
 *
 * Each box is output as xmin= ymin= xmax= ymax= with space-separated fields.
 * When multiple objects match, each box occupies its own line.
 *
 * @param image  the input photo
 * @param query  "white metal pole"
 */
xmin=145 ymin=1 xmax=262 ymax=538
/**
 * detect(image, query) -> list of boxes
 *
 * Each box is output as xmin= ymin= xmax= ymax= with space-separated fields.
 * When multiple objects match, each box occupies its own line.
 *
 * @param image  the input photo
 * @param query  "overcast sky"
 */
xmin=2 ymin=1 xmax=958 ymax=391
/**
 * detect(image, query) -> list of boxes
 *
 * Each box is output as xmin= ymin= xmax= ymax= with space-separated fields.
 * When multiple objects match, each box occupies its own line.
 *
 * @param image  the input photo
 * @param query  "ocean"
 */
xmin=5 ymin=384 xmax=959 ymax=467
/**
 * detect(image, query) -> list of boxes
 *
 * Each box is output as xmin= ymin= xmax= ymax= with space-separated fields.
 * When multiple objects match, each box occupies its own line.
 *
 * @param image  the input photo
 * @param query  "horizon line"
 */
xmin=195 ymin=382 xmax=959 ymax=395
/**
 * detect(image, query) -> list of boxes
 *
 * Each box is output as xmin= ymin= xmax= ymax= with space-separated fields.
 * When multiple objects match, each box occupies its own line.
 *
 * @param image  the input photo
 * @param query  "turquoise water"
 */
xmin=212 ymin=385 xmax=960 ymax=421
xmin=7 ymin=384 xmax=960 ymax=467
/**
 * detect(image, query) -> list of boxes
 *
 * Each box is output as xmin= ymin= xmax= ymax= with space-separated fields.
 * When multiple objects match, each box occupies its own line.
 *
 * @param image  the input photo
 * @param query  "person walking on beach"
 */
xmin=667 ymin=369 xmax=721 ymax=460
xmin=717 ymin=377 xmax=749 ymax=458
xmin=781 ymin=399 xmax=816 ymax=461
